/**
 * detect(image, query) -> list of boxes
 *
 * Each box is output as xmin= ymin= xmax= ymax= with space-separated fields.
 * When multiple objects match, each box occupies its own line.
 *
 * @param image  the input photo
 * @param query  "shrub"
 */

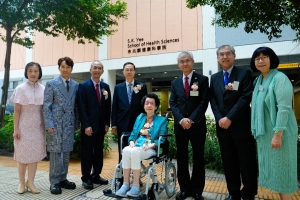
xmin=0 ymin=114 xmax=14 ymax=151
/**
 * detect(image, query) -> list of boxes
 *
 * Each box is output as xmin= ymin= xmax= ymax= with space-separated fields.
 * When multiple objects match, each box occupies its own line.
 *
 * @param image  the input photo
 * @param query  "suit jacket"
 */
xmin=111 ymin=80 xmax=147 ymax=133
xmin=169 ymin=72 xmax=209 ymax=134
xmin=43 ymin=76 xmax=79 ymax=152
xmin=210 ymin=66 xmax=253 ymax=139
xmin=77 ymin=79 xmax=111 ymax=135
xmin=128 ymin=113 xmax=167 ymax=148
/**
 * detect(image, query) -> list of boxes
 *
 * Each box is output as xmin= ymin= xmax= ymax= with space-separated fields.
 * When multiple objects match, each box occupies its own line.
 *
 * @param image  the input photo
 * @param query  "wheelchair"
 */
xmin=103 ymin=131 xmax=176 ymax=200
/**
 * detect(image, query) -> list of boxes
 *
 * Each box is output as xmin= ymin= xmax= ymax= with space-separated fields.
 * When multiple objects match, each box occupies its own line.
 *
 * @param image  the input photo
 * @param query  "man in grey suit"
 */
xmin=43 ymin=57 xmax=79 ymax=195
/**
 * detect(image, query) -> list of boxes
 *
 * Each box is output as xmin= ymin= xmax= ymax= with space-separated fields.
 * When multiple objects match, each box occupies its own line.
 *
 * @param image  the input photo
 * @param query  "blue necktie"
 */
xmin=224 ymin=71 xmax=229 ymax=86
xmin=65 ymin=80 xmax=69 ymax=92
xmin=128 ymin=83 xmax=132 ymax=104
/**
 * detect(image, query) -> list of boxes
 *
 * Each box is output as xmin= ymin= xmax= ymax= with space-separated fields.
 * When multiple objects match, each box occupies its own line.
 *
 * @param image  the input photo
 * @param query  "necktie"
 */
xmin=128 ymin=83 xmax=132 ymax=104
xmin=184 ymin=76 xmax=189 ymax=97
xmin=224 ymin=71 xmax=229 ymax=86
xmin=65 ymin=80 xmax=69 ymax=92
xmin=96 ymin=83 xmax=101 ymax=103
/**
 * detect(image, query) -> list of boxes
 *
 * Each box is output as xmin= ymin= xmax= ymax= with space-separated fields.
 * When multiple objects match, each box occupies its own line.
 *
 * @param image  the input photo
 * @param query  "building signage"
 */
xmin=278 ymin=63 xmax=299 ymax=69
xmin=127 ymin=37 xmax=179 ymax=54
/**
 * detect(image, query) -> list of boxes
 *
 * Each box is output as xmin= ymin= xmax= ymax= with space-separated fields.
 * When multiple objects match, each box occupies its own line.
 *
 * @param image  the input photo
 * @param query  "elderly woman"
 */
xmin=250 ymin=47 xmax=298 ymax=200
xmin=116 ymin=93 xmax=167 ymax=198
xmin=11 ymin=62 xmax=46 ymax=194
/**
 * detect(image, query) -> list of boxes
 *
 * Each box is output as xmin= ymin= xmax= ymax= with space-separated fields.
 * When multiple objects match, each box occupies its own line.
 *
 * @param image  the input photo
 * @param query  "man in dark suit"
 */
xmin=77 ymin=61 xmax=111 ymax=189
xmin=169 ymin=51 xmax=209 ymax=200
xmin=210 ymin=45 xmax=257 ymax=200
xmin=111 ymin=62 xmax=147 ymax=162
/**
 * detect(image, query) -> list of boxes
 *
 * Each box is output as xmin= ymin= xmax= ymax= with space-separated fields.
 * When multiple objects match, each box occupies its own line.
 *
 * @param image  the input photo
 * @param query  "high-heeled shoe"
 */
xmin=17 ymin=184 xmax=26 ymax=194
xmin=25 ymin=180 xmax=40 ymax=194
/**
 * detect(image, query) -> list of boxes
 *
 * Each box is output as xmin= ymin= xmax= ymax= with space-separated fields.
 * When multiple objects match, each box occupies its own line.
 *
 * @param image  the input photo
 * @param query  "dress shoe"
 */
xmin=92 ymin=177 xmax=108 ymax=185
xmin=82 ymin=180 xmax=94 ymax=189
xmin=50 ymin=183 xmax=62 ymax=194
xmin=59 ymin=179 xmax=76 ymax=189
xmin=17 ymin=184 xmax=26 ymax=194
xmin=176 ymin=191 xmax=191 ymax=200
xmin=225 ymin=195 xmax=240 ymax=200
xmin=194 ymin=193 xmax=204 ymax=200
xmin=25 ymin=181 xmax=40 ymax=194
xmin=242 ymin=196 xmax=254 ymax=200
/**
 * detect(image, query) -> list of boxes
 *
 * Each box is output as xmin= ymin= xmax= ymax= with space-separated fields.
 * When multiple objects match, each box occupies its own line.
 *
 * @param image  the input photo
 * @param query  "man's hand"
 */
xmin=85 ymin=127 xmax=93 ymax=136
xmin=181 ymin=118 xmax=192 ymax=130
xmin=112 ymin=127 xmax=118 ymax=135
xmin=48 ymin=128 xmax=55 ymax=133
xmin=105 ymin=125 xmax=109 ymax=134
xmin=218 ymin=117 xmax=232 ymax=129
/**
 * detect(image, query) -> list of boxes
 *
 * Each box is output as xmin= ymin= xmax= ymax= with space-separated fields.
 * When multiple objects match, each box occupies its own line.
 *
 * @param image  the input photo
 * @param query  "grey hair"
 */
xmin=177 ymin=51 xmax=194 ymax=62
xmin=216 ymin=45 xmax=236 ymax=55
xmin=90 ymin=60 xmax=103 ymax=69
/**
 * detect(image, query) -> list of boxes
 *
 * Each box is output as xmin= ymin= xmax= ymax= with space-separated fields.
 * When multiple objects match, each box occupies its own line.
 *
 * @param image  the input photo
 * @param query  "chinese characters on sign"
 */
xmin=127 ymin=38 xmax=180 ymax=54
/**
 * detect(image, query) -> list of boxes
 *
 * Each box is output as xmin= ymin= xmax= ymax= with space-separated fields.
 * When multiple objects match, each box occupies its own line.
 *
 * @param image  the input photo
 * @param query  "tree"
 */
xmin=186 ymin=0 xmax=300 ymax=40
xmin=0 ymin=0 xmax=127 ymax=126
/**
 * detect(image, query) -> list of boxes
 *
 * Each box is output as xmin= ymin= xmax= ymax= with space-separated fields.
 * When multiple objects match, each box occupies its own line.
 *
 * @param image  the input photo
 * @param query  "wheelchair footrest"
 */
xmin=103 ymin=188 xmax=146 ymax=200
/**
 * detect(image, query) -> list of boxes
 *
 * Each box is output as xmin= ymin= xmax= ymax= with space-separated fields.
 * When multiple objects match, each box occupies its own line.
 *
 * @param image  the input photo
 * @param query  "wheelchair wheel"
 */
xmin=165 ymin=162 xmax=176 ymax=197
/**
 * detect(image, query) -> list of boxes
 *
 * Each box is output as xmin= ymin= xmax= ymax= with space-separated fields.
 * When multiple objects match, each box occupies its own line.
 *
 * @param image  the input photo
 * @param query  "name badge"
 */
xmin=233 ymin=81 xmax=239 ymax=91
xmin=190 ymin=91 xmax=199 ymax=96
xmin=259 ymin=85 xmax=264 ymax=91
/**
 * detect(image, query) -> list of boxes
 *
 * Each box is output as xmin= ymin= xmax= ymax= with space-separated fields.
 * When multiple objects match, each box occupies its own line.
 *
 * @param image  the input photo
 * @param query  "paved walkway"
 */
xmin=0 ymin=144 xmax=299 ymax=199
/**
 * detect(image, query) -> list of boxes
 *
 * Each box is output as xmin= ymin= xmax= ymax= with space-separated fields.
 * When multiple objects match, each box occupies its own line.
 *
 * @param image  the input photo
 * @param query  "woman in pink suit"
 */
xmin=11 ymin=62 xmax=46 ymax=194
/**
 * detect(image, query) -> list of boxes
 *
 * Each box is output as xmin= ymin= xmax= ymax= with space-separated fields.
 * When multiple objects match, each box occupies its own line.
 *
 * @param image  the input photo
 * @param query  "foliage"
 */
xmin=186 ymin=0 xmax=300 ymax=41
xmin=0 ymin=0 xmax=128 ymax=126
xmin=167 ymin=115 xmax=224 ymax=173
xmin=0 ymin=114 xmax=14 ymax=151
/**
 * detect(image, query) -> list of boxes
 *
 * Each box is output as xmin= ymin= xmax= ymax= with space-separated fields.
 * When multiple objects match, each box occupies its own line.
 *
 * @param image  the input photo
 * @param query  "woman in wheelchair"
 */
xmin=116 ymin=93 xmax=167 ymax=198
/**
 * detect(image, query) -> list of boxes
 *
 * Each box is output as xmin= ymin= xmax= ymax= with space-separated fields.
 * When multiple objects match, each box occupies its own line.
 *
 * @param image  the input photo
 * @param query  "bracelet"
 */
xmin=275 ymin=130 xmax=282 ymax=134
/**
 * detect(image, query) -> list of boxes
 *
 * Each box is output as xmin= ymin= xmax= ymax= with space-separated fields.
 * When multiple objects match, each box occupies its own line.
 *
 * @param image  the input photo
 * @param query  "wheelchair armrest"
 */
xmin=120 ymin=132 xmax=131 ymax=152
xmin=160 ymin=134 xmax=172 ymax=138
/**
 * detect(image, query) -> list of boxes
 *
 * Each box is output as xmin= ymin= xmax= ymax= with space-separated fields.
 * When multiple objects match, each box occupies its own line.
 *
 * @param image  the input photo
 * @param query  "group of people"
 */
xmin=10 ymin=44 xmax=297 ymax=200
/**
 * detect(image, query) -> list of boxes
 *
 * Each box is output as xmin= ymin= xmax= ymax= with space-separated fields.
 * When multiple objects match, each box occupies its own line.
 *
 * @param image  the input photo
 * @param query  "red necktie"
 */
xmin=96 ymin=83 xmax=101 ymax=103
xmin=184 ymin=76 xmax=189 ymax=97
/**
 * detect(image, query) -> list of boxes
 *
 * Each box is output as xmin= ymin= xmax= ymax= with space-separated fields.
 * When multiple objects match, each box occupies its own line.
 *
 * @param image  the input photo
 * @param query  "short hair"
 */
xmin=177 ymin=51 xmax=194 ymax=62
xmin=58 ymin=57 xmax=74 ymax=68
xmin=123 ymin=62 xmax=136 ymax=70
xmin=24 ymin=62 xmax=42 ymax=79
xmin=141 ymin=93 xmax=160 ymax=112
xmin=216 ymin=45 xmax=236 ymax=55
xmin=250 ymin=47 xmax=279 ymax=72
xmin=91 ymin=61 xmax=103 ymax=69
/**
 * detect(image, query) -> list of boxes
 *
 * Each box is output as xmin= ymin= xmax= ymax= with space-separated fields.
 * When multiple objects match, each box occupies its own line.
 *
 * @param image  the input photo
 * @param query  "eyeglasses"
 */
xmin=144 ymin=101 xmax=155 ymax=106
xmin=218 ymin=51 xmax=233 ymax=58
xmin=124 ymin=69 xmax=134 ymax=72
xmin=178 ymin=60 xmax=192 ymax=65
xmin=254 ymin=56 xmax=269 ymax=62
xmin=92 ymin=66 xmax=103 ymax=70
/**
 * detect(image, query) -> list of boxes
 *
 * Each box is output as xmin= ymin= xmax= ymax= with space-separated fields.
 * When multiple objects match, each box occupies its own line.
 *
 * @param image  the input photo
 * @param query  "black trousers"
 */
xmin=218 ymin=134 xmax=258 ymax=199
xmin=80 ymin=130 xmax=104 ymax=182
xmin=175 ymin=124 xmax=206 ymax=194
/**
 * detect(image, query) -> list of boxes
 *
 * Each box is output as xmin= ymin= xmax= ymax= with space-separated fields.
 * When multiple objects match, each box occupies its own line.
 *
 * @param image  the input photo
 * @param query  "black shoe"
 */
xmin=92 ymin=177 xmax=108 ymax=185
xmin=225 ymin=195 xmax=240 ymax=200
xmin=82 ymin=180 xmax=94 ymax=189
xmin=242 ymin=196 xmax=254 ymax=200
xmin=59 ymin=180 xmax=76 ymax=189
xmin=176 ymin=191 xmax=191 ymax=200
xmin=194 ymin=194 xmax=204 ymax=200
xmin=50 ymin=184 xmax=62 ymax=194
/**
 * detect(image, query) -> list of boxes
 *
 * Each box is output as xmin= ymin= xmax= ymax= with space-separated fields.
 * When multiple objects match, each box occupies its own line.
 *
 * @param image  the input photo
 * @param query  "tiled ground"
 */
xmin=0 ymin=144 xmax=299 ymax=199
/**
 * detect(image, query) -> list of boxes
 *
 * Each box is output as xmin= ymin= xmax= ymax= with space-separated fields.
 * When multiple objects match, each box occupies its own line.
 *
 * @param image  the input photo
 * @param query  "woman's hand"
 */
xmin=271 ymin=132 xmax=283 ymax=149
xmin=13 ymin=130 xmax=20 ymax=140
xmin=129 ymin=141 xmax=135 ymax=148
xmin=142 ymin=143 xmax=155 ymax=151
